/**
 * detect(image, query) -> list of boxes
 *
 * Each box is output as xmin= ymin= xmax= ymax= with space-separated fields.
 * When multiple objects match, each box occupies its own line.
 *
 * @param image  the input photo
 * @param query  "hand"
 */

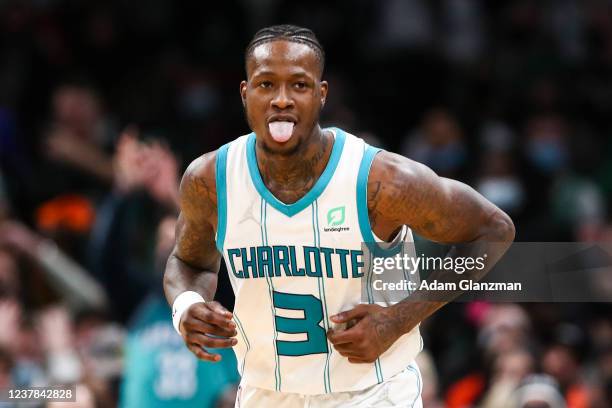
xmin=0 ymin=299 xmax=22 ymax=350
xmin=36 ymin=305 xmax=74 ymax=353
xmin=327 ymin=304 xmax=402 ymax=364
xmin=140 ymin=141 xmax=179 ymax=208
xmin=113 ymin=128 xmax=180 ymax=208
xmin=113 ymin=127 xmax=148 ymax=193
xmin=179 ymin=301 xmax=238 ymax=362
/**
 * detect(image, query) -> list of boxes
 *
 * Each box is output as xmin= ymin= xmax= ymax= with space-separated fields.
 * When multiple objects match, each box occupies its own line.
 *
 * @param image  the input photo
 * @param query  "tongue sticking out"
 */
xmin=268 ymin=121 xmax=294 ymax=143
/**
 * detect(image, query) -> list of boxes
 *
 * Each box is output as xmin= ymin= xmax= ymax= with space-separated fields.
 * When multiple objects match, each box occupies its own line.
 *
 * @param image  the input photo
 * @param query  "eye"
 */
xmin=259 ymin=81 xmax=272 ymax=89
xmin=294 ymin=81 xmax=307 ymax=89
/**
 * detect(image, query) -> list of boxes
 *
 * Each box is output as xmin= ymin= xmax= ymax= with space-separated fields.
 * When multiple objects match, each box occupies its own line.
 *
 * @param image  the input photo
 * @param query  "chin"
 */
xmin=260 ymin=132 xmax=304 ymax=156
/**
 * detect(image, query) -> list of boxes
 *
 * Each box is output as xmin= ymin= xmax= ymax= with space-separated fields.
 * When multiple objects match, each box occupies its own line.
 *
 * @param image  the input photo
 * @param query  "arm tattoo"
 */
xmin=365 ymin=151 xmax=515 ymax=335
xmin=367 ymin=181 xmax=382 ymax=230
xmin=175 ymin=153 xmax=220 ymax=270
xmin=372 ymin=312 xmax=401 ymax=344
xmin=164 ymin=152 xmax=222 ymax=305
xmin=367 ymin=151 xmax=505 ymax=243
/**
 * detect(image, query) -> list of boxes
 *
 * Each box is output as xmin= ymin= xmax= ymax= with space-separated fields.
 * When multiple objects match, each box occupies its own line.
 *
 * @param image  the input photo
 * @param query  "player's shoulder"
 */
xmin=183 ymin=150 xmax=218 ymax=191
xmin=369 ymin=150 xmax=432 ymax=187
xmin=179 ymin=150 xmax=219 ymax=218
xmin=181 ymin=133 xmax=250 ymax=190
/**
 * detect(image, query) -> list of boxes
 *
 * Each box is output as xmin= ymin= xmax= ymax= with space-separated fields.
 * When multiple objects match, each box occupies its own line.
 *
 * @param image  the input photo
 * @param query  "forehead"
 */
xmin=247 ymin=40 xmax=320 ymax=77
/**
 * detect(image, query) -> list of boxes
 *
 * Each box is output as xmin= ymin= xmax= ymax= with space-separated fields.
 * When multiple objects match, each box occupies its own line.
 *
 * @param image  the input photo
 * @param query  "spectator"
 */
xmin=120 ymin=216 xmax=238 ymax=408
xmin=401 ymin=108 xmax=467 ymax=178
xmin=514 ymin=374 xmax=567 ymax=408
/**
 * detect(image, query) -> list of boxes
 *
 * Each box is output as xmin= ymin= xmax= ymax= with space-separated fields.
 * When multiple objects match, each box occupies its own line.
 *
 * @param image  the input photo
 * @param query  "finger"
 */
xmin=207 ymin=301 xmax=233 ymax=319
xmin=182 ymin=318 xmax=237 ymax=337
xmin=327 ymin=327 xmax=361 ymax=345
xmin=332 ymin=342 xmax=358 ymax=354
xmin=203 ymin=303 xmax=236 ymax=329
xmin=187 ymin=343 xmax=221 ymax=362
xmin=331 ymin=344 xmax=362 ymax=358
xmin=190 ymin=303 xmax=235 ymax=330
xmin=187 ymin=332 xmax=238 ymax=349
xmin=330 ymin=304 xmax=369 ymax=324
xmin=183 ymin=320 xmax=237 ymax=338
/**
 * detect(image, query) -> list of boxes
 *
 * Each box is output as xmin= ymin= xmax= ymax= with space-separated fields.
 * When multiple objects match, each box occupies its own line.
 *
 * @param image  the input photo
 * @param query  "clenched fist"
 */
xmin=179 ymin=301 xmax=238 ymax=362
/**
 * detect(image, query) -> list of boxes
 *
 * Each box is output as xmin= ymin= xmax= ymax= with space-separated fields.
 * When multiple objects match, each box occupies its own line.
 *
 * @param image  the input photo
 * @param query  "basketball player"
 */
xmin=164 ymin=25 xmax=515 ymax=407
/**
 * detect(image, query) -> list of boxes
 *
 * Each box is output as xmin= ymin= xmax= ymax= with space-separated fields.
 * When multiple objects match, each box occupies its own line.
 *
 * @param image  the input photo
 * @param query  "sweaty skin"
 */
xmin=163 ymin=40 xmax=515 ymax=363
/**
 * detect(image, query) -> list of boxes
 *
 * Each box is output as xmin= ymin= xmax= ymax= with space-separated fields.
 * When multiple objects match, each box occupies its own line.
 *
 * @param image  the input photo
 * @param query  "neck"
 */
xmin=256 ymin=126 xmax=332 ymax=204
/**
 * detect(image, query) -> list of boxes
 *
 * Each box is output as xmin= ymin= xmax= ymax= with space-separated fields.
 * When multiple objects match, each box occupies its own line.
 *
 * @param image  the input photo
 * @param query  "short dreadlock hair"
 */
xmin=245 ymin=24 xmax=325 ymax=76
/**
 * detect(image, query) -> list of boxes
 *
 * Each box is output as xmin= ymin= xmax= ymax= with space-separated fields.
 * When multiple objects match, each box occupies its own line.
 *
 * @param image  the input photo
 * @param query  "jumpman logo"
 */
xmin=237 ymin=198 xmax=262 ymax=228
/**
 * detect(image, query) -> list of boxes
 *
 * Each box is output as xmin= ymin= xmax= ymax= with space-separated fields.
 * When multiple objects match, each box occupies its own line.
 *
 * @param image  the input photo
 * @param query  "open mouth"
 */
xmin=268 ymin=117 xmax=296 ymax=143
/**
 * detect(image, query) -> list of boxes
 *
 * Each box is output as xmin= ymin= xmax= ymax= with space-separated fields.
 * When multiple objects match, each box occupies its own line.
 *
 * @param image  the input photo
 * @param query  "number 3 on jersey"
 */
xmin=272 ymin=291 xmax=328 ymax=356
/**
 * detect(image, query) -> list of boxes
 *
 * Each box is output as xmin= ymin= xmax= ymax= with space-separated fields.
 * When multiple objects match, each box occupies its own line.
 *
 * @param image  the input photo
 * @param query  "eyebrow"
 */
xmin=252 ymin=70 xmax=312 ymax=78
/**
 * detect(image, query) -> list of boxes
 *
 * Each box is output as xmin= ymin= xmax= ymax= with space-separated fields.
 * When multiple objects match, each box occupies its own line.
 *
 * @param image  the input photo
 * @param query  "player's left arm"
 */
xmin=328 ymin=151 xmax=515 ymax=363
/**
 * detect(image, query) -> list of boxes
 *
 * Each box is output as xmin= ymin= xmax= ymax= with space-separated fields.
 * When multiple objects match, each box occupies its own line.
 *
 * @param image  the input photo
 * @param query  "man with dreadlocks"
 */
xmin=164 ymin=25 xmax=515 ymax=406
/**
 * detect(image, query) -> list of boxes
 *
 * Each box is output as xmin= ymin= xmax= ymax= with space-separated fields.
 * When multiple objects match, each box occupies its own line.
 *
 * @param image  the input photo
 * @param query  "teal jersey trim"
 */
xmin=356 ymin=144 xmax=403 ymax=257
xmin=246 ymin=128 xmax=346 ymax=217
xmin=356 ymin=144 xmax=381 ymax=245
xmin=215 ymin=143 xmax=230 ymax=252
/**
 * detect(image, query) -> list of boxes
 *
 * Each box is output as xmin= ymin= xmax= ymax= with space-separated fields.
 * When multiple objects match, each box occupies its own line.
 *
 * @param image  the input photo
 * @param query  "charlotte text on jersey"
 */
xmin=227 ymin=246 xmax=364 ymax=279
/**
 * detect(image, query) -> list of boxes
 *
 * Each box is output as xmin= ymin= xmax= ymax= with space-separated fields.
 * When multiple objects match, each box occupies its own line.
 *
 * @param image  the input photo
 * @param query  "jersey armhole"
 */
xmin=356 ymin=144 xmax=381 ymax=244
xmin=215 ymin=143 xmax=230 ymax=253
xmin=356 ymin=145 xmax=403 ymax=257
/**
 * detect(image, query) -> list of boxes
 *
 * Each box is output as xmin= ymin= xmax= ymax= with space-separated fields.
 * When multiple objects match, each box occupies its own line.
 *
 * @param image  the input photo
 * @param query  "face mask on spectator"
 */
xmin=477 ymin=176 xmax=525 ymax=213
xmin=426 ymin=143 xmax=466 ymax=173
xmin=527 ymin=138 xmax=568 ymax=173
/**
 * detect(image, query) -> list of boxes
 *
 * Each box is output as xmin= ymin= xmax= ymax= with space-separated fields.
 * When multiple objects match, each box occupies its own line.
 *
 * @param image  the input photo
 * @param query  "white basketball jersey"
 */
xmin=215 ymin=128 xmax=422 ymax=395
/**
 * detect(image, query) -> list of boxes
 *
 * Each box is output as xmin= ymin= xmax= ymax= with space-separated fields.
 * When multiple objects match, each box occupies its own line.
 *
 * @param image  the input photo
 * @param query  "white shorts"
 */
xmin=235 ymin=363 xmax=423 ymax=408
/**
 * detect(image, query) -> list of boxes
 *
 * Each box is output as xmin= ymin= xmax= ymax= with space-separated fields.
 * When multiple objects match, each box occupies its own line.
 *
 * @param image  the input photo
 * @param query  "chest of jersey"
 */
xmin=213 ymin=128 xmax=422 ymax=394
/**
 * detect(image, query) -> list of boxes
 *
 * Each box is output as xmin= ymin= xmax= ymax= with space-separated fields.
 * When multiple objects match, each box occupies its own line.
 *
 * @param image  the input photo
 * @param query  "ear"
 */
xmin=240 ymin=81 xmax=247 ymax=107
xmin=320 ymin=80 xmax=328 ymax=108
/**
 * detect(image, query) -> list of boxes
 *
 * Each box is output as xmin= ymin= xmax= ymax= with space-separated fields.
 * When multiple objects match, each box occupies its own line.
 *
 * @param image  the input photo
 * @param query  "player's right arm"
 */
xmin=163 ymin=151 xmax=237 ymax=362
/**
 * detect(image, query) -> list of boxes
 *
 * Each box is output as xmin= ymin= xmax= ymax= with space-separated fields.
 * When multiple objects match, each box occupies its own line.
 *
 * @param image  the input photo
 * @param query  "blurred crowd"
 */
xmin=0 ymin=0 xmax=611 ymax=407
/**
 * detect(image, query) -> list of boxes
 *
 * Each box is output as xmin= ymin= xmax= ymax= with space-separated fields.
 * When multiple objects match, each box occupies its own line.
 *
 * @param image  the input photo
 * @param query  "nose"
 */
xmin=271 ymin=85 xmax=294 ymax=110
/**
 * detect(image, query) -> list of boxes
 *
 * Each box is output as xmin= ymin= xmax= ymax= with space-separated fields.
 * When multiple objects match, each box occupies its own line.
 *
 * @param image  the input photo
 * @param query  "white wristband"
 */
xmin=172 ymin=291 xmax=206 ymax=335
